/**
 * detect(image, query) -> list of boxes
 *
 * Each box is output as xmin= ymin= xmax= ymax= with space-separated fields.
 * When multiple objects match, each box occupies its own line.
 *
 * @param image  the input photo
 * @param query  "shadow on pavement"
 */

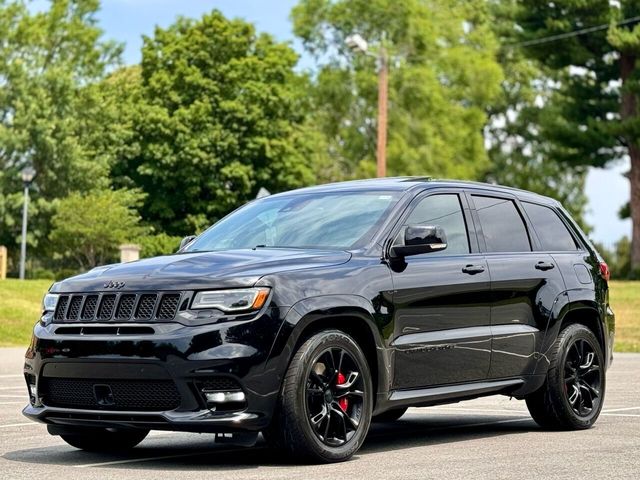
xmin=2 ymin=414 xmax=539 ymax=471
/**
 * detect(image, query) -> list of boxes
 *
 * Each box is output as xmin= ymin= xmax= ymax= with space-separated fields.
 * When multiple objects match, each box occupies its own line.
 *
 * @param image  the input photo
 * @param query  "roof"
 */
xmin=272 ymin=177 xmax=559 ymax=205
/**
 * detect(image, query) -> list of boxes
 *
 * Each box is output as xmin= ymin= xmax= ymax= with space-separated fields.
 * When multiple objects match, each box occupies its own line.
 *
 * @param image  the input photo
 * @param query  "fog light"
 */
xmin=204 ymin=391 xmax=245 ymax=404
xmin=26 ymin=381 xmax=37 ymax=405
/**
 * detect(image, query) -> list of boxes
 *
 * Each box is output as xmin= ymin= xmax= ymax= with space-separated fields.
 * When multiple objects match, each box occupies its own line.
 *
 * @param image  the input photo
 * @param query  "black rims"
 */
xmin=305 ymin=347 xmax=365 ymax=447
xmin=563 ymin=338 xmax=602 ymax=417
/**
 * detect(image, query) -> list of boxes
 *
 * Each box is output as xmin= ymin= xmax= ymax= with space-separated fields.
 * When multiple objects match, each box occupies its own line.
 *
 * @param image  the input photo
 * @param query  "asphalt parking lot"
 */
xmin=0 ymin=347 xmax=638 ymax=479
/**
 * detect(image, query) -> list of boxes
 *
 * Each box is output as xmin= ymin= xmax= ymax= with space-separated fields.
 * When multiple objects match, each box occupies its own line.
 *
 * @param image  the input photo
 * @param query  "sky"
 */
xmin=48 ymin=0 xmax=634 ymax=246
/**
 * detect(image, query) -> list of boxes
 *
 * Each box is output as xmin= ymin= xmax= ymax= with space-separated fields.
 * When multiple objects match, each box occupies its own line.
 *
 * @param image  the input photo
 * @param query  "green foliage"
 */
xmin=291 ymin=0 xmax=503 ymax=181
xmin=0 ymin=0 xmax=122 ymax=264
xmin=485 ymin=0 xmax=589 ymax=227
xmin=110 ymin=11 xmax=317 ymax=235
xmin=136 ymin=233 xmax=182 ymax=258
xmin=514 ymin=0 xmax=640 ymax=267
xmin=596 ymin=236 xmax=638 ymax=279
xmin=49 ymin=189 xmax=147 ymax=269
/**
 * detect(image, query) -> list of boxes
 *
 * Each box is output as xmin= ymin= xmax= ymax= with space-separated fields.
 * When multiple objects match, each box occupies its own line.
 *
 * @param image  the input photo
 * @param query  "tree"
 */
xmin=49 ymin=189 xmax=147 ymax=269
xmin=110 ymin=11 xmax=318 ymax=235
xmin=0 ymin=0 xmax=122 ymax=266
xmin=291 ymin=0 xmax=503 ymax=181
xmin=485 ymin=0 xmax=589 ymax=227
xmin=514 ymin=1 xmax=640 ymax=269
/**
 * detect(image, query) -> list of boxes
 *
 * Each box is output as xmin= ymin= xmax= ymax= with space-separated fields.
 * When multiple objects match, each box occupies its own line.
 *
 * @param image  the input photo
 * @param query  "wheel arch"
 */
xmin=265 ymin=295 xmax=390 ymax=409
xmin=559 ymin=301 xmax=606 ymax=360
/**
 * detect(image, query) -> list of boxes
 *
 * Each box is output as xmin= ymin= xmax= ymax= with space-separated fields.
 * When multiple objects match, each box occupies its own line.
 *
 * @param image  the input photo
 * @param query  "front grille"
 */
xmin=158 ymin=294 xmax=180 ymax=319
xmin=136 ymin=294 xmax=157 ymax=319
xmin=40 ymin=378 xmax=181 ymax=411
xmin=80 ymin=295 xmax=98 ymax=320
xmin=53 ymin=292 xmax=183 ymax=323
xmin=67 ymin=296 xmax=83 ymax=320
xmin=115 ymin=294 xmax=136 ymax=320
xmin=54 ymin=296 xmax=69 ymax=321
xmin=97 ymin=294 xmax=116 ymax=320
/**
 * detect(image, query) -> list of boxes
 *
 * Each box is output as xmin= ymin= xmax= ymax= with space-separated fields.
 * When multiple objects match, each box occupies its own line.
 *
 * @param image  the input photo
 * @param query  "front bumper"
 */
xmin=23 ymin=306 xmax=287 ymax=433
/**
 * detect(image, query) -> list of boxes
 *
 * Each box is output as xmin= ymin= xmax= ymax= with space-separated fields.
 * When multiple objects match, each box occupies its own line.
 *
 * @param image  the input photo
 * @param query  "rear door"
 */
xmin=389 ymin=190 xmax=492 ymax=389
xmin=520 ymin=201 xmax=593 ymax=291
xmin=468 ymin=193 xmax=566 ymax=379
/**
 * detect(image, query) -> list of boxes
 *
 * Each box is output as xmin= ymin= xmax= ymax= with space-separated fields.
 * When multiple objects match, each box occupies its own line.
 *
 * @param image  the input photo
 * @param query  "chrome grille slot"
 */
xmin=136 ymin=294 xmax=157 ymax=319
xmin=66 ymin=296 xmax=83 ymax=320
xmin=80 ymin=295 xmax=98 ymax=320
xmin=97 ymin=294 xmax=116 ymax=320
xmin=115 ymin=294 xmax=136 ymax=320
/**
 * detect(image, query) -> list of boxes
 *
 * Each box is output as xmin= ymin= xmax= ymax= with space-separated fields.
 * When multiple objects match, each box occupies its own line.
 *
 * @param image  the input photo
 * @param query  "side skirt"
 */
xmin=374 ymin=378 xmax=527 ymax=415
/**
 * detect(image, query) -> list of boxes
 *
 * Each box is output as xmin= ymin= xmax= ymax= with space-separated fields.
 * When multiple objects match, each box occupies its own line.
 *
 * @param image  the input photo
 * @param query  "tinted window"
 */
xmin=401 ymin=194 xmax=469 ymax=255
xmin=473 ymin=196 xmax=531 ymax=253
xmin=523 ymin=202 xmax=578 ymax=251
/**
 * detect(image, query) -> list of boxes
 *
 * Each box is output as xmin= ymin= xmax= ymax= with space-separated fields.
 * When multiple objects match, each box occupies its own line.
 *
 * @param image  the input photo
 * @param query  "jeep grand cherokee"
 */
xmin=23 ymin=178 xmax=615 ymax=463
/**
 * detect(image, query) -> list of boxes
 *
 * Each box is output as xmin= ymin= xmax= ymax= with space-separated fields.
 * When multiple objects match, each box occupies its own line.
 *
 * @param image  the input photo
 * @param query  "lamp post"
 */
xmin=19 ymin=166 xmax=36 ymax=280
xmin=345 ymin=33 xmax=388 ymax=178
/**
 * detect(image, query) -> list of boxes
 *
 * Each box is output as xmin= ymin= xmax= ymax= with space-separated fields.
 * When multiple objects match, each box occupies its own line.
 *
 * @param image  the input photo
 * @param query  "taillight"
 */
xmin=599 ymin=262 xmax=610 ymax=282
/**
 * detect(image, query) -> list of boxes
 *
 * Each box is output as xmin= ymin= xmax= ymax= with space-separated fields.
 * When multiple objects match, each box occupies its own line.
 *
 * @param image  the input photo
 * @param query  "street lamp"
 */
xmin=19 ymin=166 xmax=36 ymax=280
xmin=345 ymin=33 xmax=388 ymax=178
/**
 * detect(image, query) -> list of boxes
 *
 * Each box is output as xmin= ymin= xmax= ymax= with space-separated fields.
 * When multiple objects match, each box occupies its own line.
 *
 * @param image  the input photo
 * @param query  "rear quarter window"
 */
xmin=522 ymin=202 xmax=578 ymax=251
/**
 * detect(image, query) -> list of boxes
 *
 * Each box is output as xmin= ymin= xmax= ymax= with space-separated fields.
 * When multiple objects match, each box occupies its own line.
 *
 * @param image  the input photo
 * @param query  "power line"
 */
xmin=514 ymin=15 xmax=640 ymax=48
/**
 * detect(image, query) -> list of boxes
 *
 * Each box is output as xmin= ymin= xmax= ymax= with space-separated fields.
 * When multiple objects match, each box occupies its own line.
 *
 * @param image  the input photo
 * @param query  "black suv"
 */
xmin=23 ymin=178 xmax=615 ymax=462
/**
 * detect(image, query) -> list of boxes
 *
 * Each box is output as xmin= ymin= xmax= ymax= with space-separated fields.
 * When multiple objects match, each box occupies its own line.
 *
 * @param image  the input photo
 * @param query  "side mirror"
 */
xmin=390 ymin=225 xmax=447 ymax=258
xmin=178 ymin=235 xmax=196 ymax=252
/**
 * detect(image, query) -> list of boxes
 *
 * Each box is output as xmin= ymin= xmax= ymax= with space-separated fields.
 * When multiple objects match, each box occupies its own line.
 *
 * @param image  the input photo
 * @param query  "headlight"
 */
xmin=42 ymin=293 xmax=59 ymax=314
xmin=191 ymin=288 xmax=270 ymax=312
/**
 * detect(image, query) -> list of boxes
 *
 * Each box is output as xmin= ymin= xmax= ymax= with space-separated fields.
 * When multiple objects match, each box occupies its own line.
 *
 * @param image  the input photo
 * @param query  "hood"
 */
xmin=52 ymin=248 xmax=351 ymax=293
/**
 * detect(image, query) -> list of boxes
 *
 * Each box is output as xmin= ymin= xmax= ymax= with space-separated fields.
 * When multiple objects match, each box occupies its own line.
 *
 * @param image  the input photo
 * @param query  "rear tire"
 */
xmin=60 ymin=428 xmax=149 ymax=452
xmin=525 ymin=323 xmax=605 ymax=430
xmin=372 ymin=407 xmax=408 ymax=423
xmin=265 ymin=330 xmax=373 ymax=463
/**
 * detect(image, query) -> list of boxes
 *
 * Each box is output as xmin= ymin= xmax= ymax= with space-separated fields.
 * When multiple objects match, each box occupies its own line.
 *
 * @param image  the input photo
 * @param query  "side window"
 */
xmin=401 ymin=194 xmax=470 ymax=255
xmin=522 ymin=202 xmax=578 ymax=251
xmin=472 ymin=195 xmax=531 ymax=253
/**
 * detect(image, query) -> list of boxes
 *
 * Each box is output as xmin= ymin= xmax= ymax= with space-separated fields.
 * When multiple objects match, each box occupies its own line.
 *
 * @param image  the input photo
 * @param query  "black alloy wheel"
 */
xmin=563 ymin=338 xmax=602 ymax=417
xmin=264 ymin=330 xmax=372 ymax=463
xmin=525 ymin=323 xmax=605 ymax=430
xmin=305 ymin=347 xmax=365 ymax=446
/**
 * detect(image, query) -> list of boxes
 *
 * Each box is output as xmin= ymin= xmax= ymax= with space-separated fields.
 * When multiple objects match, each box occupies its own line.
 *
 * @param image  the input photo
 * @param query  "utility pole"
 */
xmin=376 ymin=47 xmax=388 ymax=178
xmin=345 ymin=33 xmax=388 ymax=178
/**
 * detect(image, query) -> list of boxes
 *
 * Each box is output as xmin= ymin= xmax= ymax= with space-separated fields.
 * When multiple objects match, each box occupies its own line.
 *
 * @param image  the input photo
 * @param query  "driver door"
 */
xmin=389 ymin=191 xmax=492 ymax=389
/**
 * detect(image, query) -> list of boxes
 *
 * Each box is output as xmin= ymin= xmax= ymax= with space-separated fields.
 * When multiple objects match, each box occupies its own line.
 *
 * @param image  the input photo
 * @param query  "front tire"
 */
xmin=266 ymin=330 xmax=373 ymax=463
xmin=60 ymin=428 xmax=149 ymax=452
xmin=525 ymin=323 xmax=605 ymax=430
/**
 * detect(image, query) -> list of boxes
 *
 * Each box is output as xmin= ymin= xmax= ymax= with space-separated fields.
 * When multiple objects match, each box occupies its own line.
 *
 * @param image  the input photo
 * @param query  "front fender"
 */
xmin=264 ymin=295 xmax=391 ymax=404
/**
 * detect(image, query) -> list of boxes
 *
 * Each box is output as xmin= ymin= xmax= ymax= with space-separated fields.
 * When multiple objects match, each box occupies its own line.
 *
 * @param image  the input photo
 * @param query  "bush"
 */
xmin=49 ymin=188 xmax=148 ymax=269
xmin=137 ymin=233 xmax=183 ymax=258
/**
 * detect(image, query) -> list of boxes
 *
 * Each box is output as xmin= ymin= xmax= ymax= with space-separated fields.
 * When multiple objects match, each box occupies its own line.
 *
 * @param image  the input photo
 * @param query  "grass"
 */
xmin=0 ymin=279 xmax=53 ymax=347
xmin=609 ymin=280 xmax=640 ymax=353
xmin=0 ymin=279 xmax=638 ymax=351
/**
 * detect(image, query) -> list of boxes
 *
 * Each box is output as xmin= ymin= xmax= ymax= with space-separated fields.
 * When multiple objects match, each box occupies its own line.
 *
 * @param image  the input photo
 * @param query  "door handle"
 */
xmin=535 ymin=261 xmax=555 ymax=271
xmin=462 ymin=264 xmax=485 ymax=275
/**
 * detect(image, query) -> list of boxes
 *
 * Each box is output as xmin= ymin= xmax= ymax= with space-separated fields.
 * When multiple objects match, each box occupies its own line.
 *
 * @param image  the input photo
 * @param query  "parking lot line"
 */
xmin=74 ymin=447 xmax=264 ymax=468
xmin=0 ymin=401 xmax=26 ymax=405
xmin=0 ymin=375 xmax=23 ymax=379
xmin=0 ymin=422 xmax=39 ymax=429
xmin=0 ymin=394 xmax=26 ymax=398
xmin=0 ymin=386 xmax=24 ymax=390
xmin=602 ymin=406 xmax=640 ymax=413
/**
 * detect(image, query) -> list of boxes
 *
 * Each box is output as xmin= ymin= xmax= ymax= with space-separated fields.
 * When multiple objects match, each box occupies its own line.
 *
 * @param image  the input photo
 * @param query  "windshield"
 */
xmin=185 ymin=191 xmax=402 ymax=252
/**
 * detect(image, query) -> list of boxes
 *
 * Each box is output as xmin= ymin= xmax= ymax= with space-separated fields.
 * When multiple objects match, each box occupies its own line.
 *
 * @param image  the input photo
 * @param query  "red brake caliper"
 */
xmin=337 ymin=372 xmax=348 ymax=412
